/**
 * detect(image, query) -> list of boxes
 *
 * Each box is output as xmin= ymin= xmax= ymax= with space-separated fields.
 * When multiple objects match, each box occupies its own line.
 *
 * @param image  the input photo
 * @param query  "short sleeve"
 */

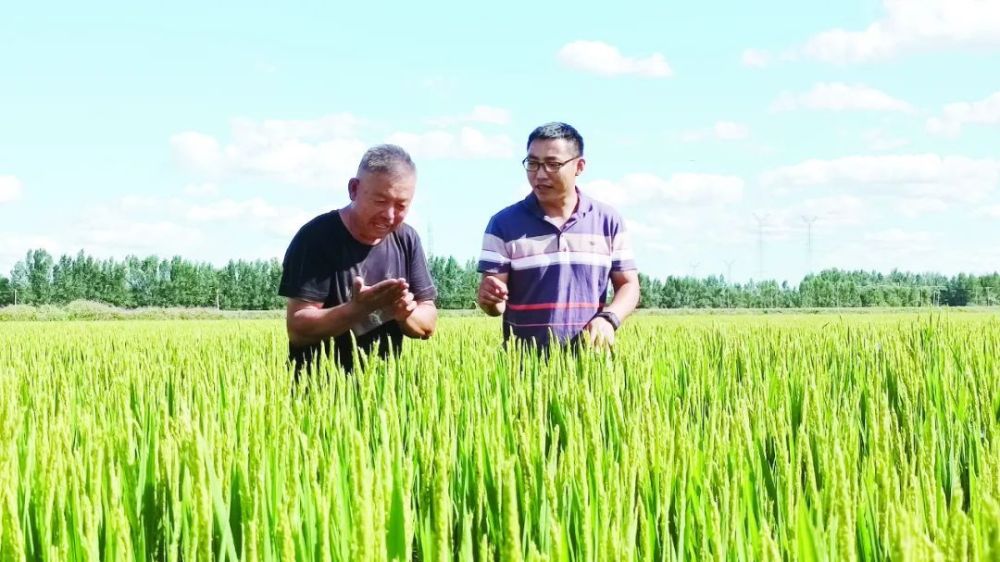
xmin=278 ymin=224 xmax=330 ymax=302
xmin=610 ymin=215 xmax=637 ymax=272
xmin=404 ymin=229 xmax=438 ymax=303
xmin=477 ymin=215 xmax=511 ymax=274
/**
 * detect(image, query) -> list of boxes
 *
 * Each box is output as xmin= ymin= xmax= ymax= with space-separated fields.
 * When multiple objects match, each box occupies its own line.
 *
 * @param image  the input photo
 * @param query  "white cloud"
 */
xmin=762 ymin=154 xmax=1000 ymax=204
xmin=171 ymin=132 xmax=223 ymax=175
xmin=894 ymin=197 xmax=950 ymax=218
xmin=927 ymin=90 xmax=1000 ymax=137
xmin=974 ymin=204 xmax=1000 ymax=219
xmin=557 ymin=40 xmax=673 ymax=78
xmin=183 ymin=183 xmax=220 ymax=197
xmin=746 ymin=196 xmax=873 ymax=244
xmin=426 ymin=105 xmax=512 ymax=127
xmin=186 ymin=197 xmax=311 ymax=237
xmin=799 ymin=0 xmax=1000 ymax=63
xmin=792 ymin=195 xmax=872 ymax=227
xmin=0 ymin=234 xmax=61 ymax=275
xmin=585 ymin=173 xmax=744 ymax=208
xmin=0 ymin=176 xmax=23 ymax=204
xmin=771 ymin=83 xmax=914 ymax=112
xmin=170 ymin=114 xmax=367 ymax=188
xmin=864 ymin=228 xmax=934 ymax=247
xmin=387 ymin=127 xmax=514 ymax=159
xmin=681 ymin=121 xmax=750 ymax=142
xmin=81 ymin=220 xmax=204 ymax=251
xmin=741 ymin=48 xmax=771 ymax=68
xmin=862 ymin=129 xmax=910 ymax=151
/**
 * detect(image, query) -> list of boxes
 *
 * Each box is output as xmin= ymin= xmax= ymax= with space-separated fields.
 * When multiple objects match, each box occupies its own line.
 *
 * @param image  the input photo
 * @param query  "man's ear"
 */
xmin=575 ymin=157 xmax=586 ymax=176
xmin=348 ymin=177 xmax=360 ymax=201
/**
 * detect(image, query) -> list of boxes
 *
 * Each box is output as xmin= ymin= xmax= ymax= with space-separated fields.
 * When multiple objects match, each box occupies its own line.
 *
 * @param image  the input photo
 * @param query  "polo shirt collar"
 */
xmin=522 ymin=187 xmax=594 ymax=221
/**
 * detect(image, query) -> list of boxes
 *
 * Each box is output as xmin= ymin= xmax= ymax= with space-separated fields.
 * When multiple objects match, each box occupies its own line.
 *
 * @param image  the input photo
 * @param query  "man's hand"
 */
xmin=391 ymin=289 xmax=418 ymax=322
xmin=584 ymin=316 xmax=616 ymax=348
xmin=351 ymin=276 xmax=408 ymax=314
xmin=477 ymin=275 xmax=508 ymax=315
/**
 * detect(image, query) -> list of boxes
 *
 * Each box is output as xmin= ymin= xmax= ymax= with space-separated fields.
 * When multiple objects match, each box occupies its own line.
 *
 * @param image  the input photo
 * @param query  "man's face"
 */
xmin=348 ymin=169 xmax=415 ymax=242
xmin=524 ymin=138 xmax=585 ymax=205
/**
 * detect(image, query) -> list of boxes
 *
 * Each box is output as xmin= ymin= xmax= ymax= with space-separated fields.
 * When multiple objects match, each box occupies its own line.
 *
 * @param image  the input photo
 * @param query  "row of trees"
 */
xmin=2 ymin=249 xmax=999 ymax=310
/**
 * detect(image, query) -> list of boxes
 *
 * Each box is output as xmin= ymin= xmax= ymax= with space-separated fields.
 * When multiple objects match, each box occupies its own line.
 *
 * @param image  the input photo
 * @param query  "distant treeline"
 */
xmin=1 ymin=249 xmax=998 ymax=310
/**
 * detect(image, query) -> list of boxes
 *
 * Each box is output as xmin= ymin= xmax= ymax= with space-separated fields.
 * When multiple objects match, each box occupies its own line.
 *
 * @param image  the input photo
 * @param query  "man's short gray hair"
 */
xmin=357 ymin=144 xmax=416 ymax=175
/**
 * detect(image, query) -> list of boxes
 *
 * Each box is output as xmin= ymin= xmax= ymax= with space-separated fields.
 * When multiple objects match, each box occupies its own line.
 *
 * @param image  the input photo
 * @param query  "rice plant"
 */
xmin=0 ymin=313 xmax=998 ymax=561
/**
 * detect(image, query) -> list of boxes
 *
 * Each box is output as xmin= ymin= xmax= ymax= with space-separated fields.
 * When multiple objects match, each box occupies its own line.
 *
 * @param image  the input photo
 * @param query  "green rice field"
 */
xmin=1 ymin=313 xmax=998 ymax=561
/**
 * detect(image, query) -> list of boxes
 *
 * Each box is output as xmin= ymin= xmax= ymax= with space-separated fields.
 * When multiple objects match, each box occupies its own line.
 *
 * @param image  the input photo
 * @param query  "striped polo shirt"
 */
xmin=477 ymin=188 xmax=636 ymax=347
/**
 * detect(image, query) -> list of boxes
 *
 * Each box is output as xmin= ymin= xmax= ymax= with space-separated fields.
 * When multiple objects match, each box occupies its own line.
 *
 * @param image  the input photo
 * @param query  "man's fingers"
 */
xmin=395 ymin=291 xmax=415 ymax=307
xmin=487 ymin=277 xmax=508 ymax=294
xmin=368 ymin=278 xmax=406 ymax=292
xmin=478 ymin=289 xmax=504 ymax=304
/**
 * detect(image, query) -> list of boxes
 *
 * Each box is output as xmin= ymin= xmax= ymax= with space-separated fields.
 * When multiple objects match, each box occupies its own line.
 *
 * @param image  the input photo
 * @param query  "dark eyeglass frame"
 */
xmin=522 ymin=156 xmax=581 ymax=173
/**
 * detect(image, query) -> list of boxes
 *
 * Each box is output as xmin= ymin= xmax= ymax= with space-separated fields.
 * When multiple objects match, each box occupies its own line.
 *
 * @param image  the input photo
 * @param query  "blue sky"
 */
xmin=2 ymin=0 xmax=999 ymax=283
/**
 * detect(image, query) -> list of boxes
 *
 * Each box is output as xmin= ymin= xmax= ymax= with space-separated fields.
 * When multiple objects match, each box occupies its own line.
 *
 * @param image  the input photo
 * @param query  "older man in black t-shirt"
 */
xmin=279 ymin=144 xmax=438 ymax=374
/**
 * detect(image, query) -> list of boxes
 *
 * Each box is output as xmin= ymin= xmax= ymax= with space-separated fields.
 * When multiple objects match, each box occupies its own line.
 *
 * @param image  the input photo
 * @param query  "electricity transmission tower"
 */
xmin=802 ymin=215 xmax=818 ymax=275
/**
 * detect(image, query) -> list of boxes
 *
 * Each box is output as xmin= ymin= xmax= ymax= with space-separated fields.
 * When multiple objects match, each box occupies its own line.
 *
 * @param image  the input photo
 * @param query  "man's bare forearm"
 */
xmin=287 ymin=301 xmax=366 ymax=345
xmin=399 ymin=302 xmax=438 ymax=339
xmin=605 ymin=280 xmax=640 ymax=320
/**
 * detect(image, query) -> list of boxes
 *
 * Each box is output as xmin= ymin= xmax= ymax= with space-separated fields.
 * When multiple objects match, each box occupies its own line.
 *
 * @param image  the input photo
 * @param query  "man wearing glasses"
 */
xmin=476 ymin=122 xmax=640 ymax=351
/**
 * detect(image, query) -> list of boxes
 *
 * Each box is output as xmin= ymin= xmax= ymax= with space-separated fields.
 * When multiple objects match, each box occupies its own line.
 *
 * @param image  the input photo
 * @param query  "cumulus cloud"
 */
xmin=585 ymin=173 xmax=744 ymax=208
xmin=741 ymin=48 xmax=771 ymax=68
xmin=186 ymin=197 xmax=312 ymax=237
xmin=927 ymin=90 xmax=1000 ymax=137
xmin=0 ymin=176 xmax=24 ymax=204
xmin=771 ymin=83 xmax=914 ymax=112
xmin=557 ymin=40 xmax=673 ymax=77
xmin=387 ymin=127 xmax=515 ymax=159
xmin=761 ymin=154 xmax=1000 ymax=204
xmin=799 ymin=0 xmax=1000 ymax=63
xmin=170 ymin=114 xmax=367 ymax=188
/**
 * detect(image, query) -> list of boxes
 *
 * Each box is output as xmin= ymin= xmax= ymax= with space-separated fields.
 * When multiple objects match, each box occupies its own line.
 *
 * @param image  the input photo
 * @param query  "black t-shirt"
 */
xmin=278 ymin=211 xmax=437 ymax=373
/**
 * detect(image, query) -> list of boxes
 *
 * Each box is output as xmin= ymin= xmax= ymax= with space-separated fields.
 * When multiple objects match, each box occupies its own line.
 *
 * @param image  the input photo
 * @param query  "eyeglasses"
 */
xmin=522 ymin=156 xmax=580 ymax=173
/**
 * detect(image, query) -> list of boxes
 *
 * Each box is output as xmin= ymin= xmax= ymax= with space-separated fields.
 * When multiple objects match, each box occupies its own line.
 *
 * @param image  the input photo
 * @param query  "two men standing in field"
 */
xmin=279 ymin=123 xmax=639 ymax=373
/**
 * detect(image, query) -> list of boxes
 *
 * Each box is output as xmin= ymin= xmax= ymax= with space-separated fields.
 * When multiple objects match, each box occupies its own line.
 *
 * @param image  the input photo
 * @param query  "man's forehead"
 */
xmin=359 ymin=170 xmax=415 ymax=195
xmin=527 ymin=139 xmax=575 ymax=158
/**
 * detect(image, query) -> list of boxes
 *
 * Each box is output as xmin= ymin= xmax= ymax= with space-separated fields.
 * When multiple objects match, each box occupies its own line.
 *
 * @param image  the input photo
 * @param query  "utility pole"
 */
xmin=690 ymin=261 xmax=700 ymax=279
xmin=752 ymin=213 xmax=768 ymax=280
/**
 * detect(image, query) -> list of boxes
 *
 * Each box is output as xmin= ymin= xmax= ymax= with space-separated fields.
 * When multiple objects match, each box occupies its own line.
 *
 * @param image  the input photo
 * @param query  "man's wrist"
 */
xmin=594 ymin=310 xmax=621 ymax=330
